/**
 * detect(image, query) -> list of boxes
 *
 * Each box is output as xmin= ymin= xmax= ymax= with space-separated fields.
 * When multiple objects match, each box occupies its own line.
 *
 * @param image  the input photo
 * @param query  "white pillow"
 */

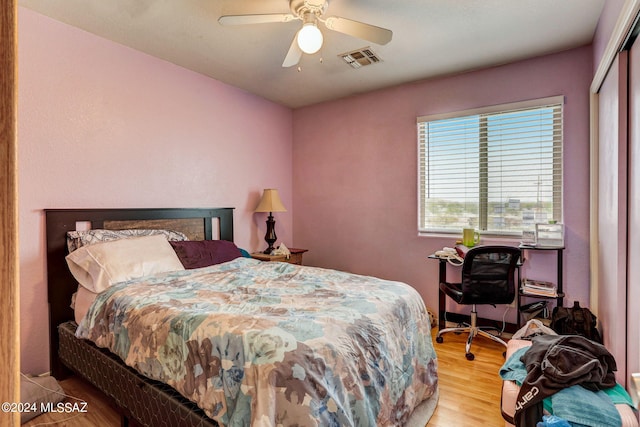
xmin=66 ymin=234 xmax=185 ymax=293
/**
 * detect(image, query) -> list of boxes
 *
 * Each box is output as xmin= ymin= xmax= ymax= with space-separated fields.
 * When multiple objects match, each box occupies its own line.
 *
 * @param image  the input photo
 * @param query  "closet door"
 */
xmin=597 ymin=52 xmax=629 ymax=384
xmin=628 ymin=38 xmax=640 ymax=382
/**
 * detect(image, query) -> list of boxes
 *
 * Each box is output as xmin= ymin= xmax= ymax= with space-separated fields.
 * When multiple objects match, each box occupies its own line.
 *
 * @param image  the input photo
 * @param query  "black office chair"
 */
xmin=435 ymin=245 xmax=521 ymax=360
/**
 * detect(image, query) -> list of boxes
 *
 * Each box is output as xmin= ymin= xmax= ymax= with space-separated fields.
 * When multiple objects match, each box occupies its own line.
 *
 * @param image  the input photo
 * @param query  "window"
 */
xmin=417 ymin=96 xmax=563 ymax=236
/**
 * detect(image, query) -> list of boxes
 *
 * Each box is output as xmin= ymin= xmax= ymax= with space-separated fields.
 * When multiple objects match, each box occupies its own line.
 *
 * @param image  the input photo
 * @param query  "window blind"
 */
xmin=417 ymin=97 xmax=563 ymax=236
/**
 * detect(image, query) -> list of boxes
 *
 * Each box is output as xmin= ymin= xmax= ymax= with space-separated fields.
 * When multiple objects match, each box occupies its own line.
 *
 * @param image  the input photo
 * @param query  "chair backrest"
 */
xmin=460 ymin=245 xmax=521 ymax=305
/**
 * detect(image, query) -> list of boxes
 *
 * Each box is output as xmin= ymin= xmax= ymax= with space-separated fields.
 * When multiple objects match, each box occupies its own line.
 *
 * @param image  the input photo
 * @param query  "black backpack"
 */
xmin=550 ymin=301 xmax=602 ymax=343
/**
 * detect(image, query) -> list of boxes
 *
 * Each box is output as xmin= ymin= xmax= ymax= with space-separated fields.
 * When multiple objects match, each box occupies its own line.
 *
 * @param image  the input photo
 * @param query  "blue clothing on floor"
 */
xmin=499 ymin=346 xmax=528 ymax=384
xmin=537 ymin=415 xmax=572 ymax=427
xmin=549 ymin=386 xmax=621 ymax=427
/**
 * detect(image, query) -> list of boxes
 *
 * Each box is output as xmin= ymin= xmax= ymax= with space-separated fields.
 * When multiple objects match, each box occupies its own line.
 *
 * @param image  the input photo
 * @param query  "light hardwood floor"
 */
xmin=427 ymin=329 xmax=506 ymax=426
xmin=24 ymin=328 xmax=507 ymax=427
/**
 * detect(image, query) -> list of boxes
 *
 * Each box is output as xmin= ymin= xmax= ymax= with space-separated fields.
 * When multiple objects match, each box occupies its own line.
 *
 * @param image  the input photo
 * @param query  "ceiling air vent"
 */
xmin=339 ymin=47 xmax=382 ymax=69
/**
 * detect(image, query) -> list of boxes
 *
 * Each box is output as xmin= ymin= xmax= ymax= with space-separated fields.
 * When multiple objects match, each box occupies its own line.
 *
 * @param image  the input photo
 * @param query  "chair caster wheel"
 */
xmin=465 ymin=352 xmax=475 ymax=361
xmin=436 ymin=336 xmax=443 ymax=343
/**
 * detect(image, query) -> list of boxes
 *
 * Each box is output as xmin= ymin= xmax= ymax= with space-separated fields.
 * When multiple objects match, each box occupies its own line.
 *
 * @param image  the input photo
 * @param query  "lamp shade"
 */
xmin=254 ymin=189 xmax=287 ymax=213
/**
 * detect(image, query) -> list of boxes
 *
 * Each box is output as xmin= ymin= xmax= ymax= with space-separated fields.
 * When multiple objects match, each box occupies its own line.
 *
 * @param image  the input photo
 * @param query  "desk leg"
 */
xmin=438 ymin=259 xmax=446 ymax=332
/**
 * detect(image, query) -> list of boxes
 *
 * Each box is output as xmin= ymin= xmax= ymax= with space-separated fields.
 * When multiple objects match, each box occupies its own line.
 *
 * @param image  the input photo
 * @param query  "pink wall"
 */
xmin=593 ymin=0 xmax=625 ymax=73
xmin=292 ymin=46 xmax=593 ymax=324
xmin=18 ymin=8 xmax=293 ymax=374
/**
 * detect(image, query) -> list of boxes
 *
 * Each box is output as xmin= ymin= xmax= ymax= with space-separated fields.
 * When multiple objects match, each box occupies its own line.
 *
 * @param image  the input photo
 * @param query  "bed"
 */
xmin=46 ymin=207 xmax=438 ymax=426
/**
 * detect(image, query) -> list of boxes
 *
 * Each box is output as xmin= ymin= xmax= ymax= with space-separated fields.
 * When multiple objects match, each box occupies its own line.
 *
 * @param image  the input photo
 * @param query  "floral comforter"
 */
xmin=77 ymin=258 xmax=438 ymax=426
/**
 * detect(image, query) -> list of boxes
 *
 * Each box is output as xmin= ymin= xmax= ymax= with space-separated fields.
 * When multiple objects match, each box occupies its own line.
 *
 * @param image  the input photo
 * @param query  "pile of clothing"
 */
xmin=500 ymin=330 xmax=636 ymax=427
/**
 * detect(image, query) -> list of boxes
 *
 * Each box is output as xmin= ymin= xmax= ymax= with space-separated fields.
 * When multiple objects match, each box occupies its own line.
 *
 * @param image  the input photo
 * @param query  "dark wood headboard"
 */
xmin=45 ymin=207 xmax=235 ymax=378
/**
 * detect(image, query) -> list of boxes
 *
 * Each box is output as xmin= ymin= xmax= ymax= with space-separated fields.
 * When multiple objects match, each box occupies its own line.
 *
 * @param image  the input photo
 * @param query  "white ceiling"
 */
xmin=19 ymin=0 xmax=606 ymax=108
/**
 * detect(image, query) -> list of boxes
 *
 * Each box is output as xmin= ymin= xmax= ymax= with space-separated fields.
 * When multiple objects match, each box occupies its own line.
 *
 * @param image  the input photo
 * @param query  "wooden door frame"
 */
xmin=0 ymin=0 xmax=19 ymax=425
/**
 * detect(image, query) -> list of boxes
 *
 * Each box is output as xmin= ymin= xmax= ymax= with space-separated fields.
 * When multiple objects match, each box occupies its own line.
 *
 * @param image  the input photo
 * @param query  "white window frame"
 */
xmin=417 ymin=96 xmax=564 ymax=237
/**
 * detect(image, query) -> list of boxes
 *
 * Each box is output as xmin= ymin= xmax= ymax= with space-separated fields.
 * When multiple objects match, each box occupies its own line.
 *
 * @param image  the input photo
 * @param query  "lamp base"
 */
xmin=263 ymin=213 xmax=277 ymax=254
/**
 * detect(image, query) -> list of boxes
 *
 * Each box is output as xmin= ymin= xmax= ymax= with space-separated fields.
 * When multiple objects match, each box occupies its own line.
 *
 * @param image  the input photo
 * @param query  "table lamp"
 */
xmin=254 ymin=189 xmax=287 ymax=254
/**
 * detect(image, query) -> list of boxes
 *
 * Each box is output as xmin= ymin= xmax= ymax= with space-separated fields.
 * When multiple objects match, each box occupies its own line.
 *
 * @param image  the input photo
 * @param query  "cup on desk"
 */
xmin=462 ymin=228 xmax=480 ymax=247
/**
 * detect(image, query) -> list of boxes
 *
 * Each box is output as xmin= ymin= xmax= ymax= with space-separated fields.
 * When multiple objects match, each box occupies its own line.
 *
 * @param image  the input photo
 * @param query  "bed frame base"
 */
xmin=59 ymin=322 xmax=217 ymax=427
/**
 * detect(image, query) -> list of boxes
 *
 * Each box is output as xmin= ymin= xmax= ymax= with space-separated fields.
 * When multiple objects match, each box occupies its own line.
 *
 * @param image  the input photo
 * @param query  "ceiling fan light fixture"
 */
xmin=297 ymin=22 xmax=323 ymax=54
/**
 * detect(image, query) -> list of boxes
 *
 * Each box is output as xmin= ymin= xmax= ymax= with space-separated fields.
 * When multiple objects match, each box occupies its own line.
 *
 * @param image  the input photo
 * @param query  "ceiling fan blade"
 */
xmin=323 ymin=16 xmax=392 ymax=45
xmin=218 ymin=13 xmax=296 ymax=26
xmin=282 ymin=34 xmax=303 ymax=67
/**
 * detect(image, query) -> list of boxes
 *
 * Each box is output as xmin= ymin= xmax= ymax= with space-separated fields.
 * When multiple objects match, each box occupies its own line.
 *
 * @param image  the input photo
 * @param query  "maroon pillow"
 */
xmin=169 ymin=240 xmax=242 ymax=269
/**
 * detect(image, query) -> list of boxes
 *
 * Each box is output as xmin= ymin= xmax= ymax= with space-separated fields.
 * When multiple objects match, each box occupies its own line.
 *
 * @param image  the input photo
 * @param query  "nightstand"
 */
xmin=251 ymin=248 xmax=308 ymax=265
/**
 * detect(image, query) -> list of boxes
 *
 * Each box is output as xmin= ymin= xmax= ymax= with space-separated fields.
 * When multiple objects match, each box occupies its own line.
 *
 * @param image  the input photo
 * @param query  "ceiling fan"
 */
xmin=218 ymin=0 xmax=393 ymax=68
